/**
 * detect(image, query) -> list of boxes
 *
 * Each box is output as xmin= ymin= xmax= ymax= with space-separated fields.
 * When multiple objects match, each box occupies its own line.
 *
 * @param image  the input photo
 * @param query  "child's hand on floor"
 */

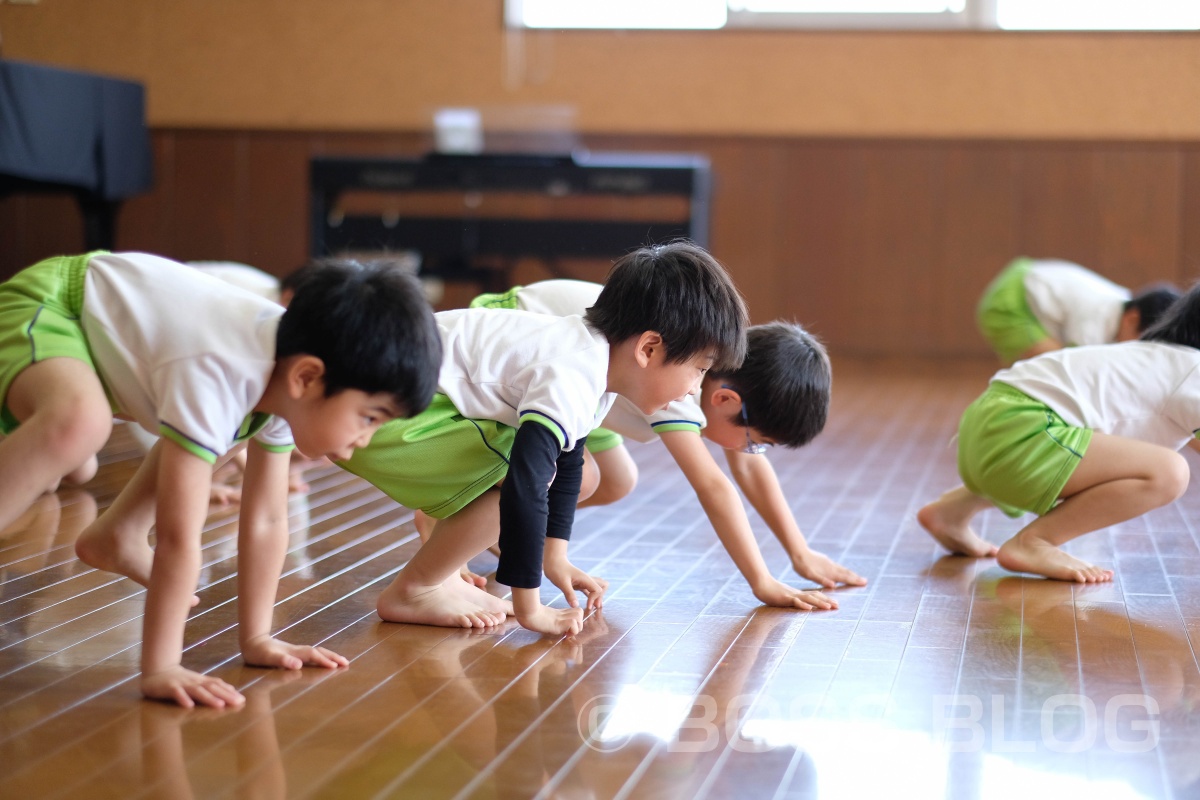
xmin=142 ymin=665 xmax=246 ymax=709
xmin=791 ymin=548 xmax=867 ymax=589
xmin=518 ymin=603 xmax=585 ymax=636
xmin=513 ymin=584 xmax=584 ymax=636
xmin=753 ymin=578 xmax=838 ymax=611
xmin=543 ymin=559 xmax=608 ymax=612
xmin=541 ymin=537 xmax=607 ymax=612
xmin=241 ymin=634 xmax=349 ymax=671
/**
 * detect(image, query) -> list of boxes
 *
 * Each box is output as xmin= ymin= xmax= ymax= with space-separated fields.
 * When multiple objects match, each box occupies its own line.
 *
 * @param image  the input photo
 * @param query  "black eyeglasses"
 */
xmin=739 ymin=401 xmax=770 ymax=455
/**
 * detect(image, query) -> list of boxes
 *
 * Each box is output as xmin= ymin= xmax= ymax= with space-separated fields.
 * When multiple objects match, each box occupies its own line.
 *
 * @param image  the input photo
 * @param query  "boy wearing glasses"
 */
xmin=466 ymin=280 xmax=862 ymax=610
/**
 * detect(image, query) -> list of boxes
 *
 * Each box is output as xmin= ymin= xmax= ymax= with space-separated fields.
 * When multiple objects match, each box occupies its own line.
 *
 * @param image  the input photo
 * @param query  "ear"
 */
xmin=1118 ymin=308 xmax=1141 ymax=341
xmin=709 ymin=384 xmax=742 ymax=410
xmin=286 ymin=355 xmax=327 ymax=399
xmin=633 ymin=331 xmax=665 ymax=368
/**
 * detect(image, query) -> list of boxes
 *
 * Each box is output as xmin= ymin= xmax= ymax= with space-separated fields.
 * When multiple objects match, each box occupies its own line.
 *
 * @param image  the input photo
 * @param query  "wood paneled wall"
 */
xmin=3 ymin=131 xmax=1198 ymax=358
xmin=4 ymin=2 xmax=1200 ymax=141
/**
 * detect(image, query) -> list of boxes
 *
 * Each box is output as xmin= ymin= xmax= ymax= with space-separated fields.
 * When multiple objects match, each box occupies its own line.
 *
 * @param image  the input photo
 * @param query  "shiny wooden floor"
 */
xmin=3 ymin=359 xmax=1200 ymax=799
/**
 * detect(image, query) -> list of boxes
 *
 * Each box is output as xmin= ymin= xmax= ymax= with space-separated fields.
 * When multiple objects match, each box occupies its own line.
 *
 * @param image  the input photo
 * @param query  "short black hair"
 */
xmin=713 ymin=322 xmax=831 ymax=449
xmin=1126 ymin=283 xmax=1182 ymax=333
xmin=1141 ymin=280 xmax=1200 ymax=350
xmin=584 ymin=241 xmax=748 ymax=371
xmin=279 ymin=260 xmax=323 ymax=300
xmin=276 ymin=258 xmax=442 ymax=417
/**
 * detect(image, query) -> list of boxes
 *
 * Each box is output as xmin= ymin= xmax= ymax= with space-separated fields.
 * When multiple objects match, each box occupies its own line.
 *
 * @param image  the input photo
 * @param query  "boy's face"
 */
xmin=626 ymin=349 xmax=713 ymax=415
xmin=698 ymin=382 xmax=775 ymax=452
xmin=701 ymin=406 xmax=774 ymax=452
xmin=288 ymin=388 xmax=401 ymax=461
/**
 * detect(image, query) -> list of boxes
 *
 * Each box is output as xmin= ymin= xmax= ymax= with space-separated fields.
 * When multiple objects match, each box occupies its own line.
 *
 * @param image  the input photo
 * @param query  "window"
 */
xmin=506 ymin=0 xmax=1200 ymax=30
xmin=994 ymin=0 xmax=1200 ymax=30
xmin=505 ymin=0 xmax=727 ymax=30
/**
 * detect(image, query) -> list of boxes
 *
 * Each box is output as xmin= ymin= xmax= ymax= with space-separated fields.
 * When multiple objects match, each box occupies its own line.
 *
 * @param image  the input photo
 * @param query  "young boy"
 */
xmin=123 ymin=258 xmax=419 ymax=502
xmin=977 ymin=256 xmax=1179 ymax=365
xmin=469 ymin=280 xmax=861 ymax=607
xmin=337 ymin=242 xmax=750 ymax=636
xmin=0 ymin=251 xmax=442 ymax=708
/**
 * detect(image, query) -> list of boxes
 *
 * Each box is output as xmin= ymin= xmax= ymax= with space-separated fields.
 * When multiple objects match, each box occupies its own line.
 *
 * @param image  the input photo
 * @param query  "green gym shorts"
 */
xmin=957 ymin=382 xmax=1091 ymax=517
xmin=976 ymin=257 xmax=1051 ymax=364
xmin=337 ymin=393 xmax=517 ymax=519
xmin=0 ymin=253 xmax=99 ymax=434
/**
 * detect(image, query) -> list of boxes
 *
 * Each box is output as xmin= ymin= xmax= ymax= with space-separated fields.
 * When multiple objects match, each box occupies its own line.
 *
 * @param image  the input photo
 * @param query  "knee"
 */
xmin=1150 ymin=451 xmax=1190 ymax=505
xmin=599 ymin=460 xmax=638 ymax=504
xmin=579 ymin=455 xmax=601 ymax=503
xmin=586 ymin=463 xmax=638 ymax=507
xmin=40 ymin=408 xmax=112 ymax=467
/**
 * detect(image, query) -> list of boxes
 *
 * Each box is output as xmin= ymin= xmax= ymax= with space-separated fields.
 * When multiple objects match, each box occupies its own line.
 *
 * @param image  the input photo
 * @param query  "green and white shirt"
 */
xmin=995 ymin=341 xmax=1200 ymax=450
xmin=1023 ymin=260 xmax=1131 ymax=347
xmin=435 ymin=306 xmax=616 ymax=451
xmin=81 ymin=252 xmax=293 ymax=464
xmin=486 ymin=280 xmax=707 ymax=440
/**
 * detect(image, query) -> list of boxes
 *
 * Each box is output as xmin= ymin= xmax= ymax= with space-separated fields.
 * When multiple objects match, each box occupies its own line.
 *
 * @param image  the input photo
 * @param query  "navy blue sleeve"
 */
xmin=495 ymin=423 xmax=586 ymax=589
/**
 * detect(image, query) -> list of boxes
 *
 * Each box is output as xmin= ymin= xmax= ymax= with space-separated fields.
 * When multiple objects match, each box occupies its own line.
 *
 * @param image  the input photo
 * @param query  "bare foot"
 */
xmin=917 ymin=494 xmax=998 ymax=557
xmin=446 ymin=576 xmax=513 ymax=616
xmin=377 ymin=577 xmax=508 ymax=628
xmin=414 ymin=511 xmax=492 ymax=588
xmin=75 ymin=519 xmax=201 ymax=606
xmin=996 ymin=534 xmax=1113 ymax=583
xmin=209 ymin=484 xmax=241 ymax=506
xmin=459 ymin=566 xmax=488 ymax=587
xmin=287 ymin=469 xmax=310 ymax=494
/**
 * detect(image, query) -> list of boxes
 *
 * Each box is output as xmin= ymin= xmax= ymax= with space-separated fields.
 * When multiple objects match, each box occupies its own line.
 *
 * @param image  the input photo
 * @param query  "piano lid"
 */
xmin=0 ymin=59 xmax=152 ymax=200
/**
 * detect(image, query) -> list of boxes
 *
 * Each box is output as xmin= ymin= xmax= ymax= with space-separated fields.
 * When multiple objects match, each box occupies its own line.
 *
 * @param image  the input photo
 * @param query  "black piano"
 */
xmin=310 ymin=151 xmax=711 ymax=290
xmin=0 ymin=59 xmax=153 ymax=250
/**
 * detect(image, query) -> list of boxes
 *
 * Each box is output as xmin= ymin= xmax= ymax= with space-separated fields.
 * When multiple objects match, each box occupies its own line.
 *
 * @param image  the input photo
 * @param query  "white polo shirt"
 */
xmin=81 ymin=252 xmax=293 ymax=463
xmin=435 ymin=307 xmax=617 ymax=452
xmin=994 ymin=341 xmax=1200 ymax=450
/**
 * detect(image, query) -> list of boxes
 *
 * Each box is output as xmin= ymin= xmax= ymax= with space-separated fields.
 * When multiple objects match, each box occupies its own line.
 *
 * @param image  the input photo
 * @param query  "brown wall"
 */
xmin=3 ymin=1 xmax=1200 ymax=140
xmin=5 ymin=4 xmax=1200 ymax=356
xmin=4 ymin=131 xmax=1198 ymax=358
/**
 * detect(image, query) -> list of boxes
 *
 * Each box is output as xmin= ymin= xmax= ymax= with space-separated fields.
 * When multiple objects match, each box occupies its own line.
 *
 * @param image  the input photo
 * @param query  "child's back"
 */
xmin=990 ymin=340 xmax=1200 ymax=449
xmin=1021 ymin=259 xmax=1130 ymax=347
xmin=81 ymin=252 xmax=292 ymax=458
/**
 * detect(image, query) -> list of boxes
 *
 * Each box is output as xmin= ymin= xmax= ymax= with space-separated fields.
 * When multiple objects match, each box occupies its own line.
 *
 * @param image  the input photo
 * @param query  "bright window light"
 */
xmin=508 ymin=0 xmax=1200 ymax=29
xmin=997 ymin=0 xmax=1200 ymax=30
xmin=732 ymin=1 xmax=963 ymax=11
xmin=509 ymin=0 xmax=728 ymax=29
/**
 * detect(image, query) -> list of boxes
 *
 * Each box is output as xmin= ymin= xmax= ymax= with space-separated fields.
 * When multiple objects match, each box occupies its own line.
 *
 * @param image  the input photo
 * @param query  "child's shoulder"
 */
xmin=439 ymin=306 xmax=593 ymax=341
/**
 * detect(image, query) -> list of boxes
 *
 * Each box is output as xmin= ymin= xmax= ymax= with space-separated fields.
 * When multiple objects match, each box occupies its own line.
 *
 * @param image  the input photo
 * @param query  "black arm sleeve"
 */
xmin=547 ymin=434 xmax=586 ymax=542
xmin=495 ymin=425 xmax=589 ymax=589
xmin=496 ymin=422 xmax=559 ymax=589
